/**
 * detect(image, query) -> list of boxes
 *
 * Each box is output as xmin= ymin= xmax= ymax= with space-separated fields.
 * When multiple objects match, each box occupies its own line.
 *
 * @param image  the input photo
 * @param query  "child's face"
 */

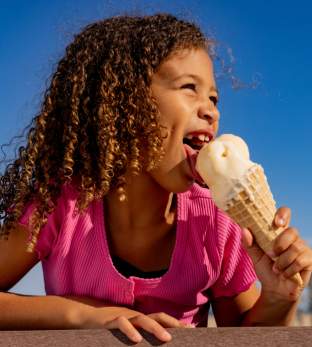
xmin=149 ymin=48 xmax=220 ymax=193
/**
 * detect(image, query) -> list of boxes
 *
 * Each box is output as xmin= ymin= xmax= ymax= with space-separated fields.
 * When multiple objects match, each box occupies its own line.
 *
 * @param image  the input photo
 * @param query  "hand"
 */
xmin=67 ymin=297 xmax=192 ymax=342
xmin=103 ymin=311 xmax=192 ymax=343
xmin=241 ymin=206 xmax=312 ymax=301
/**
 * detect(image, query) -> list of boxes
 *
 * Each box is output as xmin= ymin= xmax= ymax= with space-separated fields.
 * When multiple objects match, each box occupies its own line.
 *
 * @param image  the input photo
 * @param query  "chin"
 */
xmin=151 ymin=163 xmax=198 ymax=193
xmin=159 ymin=174 xmax=197 ymax=193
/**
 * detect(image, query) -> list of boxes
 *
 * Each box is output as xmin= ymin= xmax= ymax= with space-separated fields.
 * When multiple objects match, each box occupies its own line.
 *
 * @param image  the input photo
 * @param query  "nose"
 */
xmin=198 ymin=102 xmax=220 ymax=125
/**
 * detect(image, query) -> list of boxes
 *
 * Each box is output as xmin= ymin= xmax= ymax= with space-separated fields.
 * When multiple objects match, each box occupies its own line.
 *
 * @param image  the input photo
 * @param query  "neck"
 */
xmin=104 ymin=172 xmax=176 ymax=238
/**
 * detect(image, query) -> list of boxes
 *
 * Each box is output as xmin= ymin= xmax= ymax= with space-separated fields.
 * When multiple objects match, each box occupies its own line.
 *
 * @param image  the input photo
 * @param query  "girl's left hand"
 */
xmin=242 ymin=206 xmax=312 ymax=301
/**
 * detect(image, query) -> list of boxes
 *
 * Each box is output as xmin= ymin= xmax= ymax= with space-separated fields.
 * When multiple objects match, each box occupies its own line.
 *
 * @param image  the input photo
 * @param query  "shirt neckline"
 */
xmin=98 ymin=191 xmax=182 ymax=283
xmin=112 ymin=254 xmax=168 ymax=278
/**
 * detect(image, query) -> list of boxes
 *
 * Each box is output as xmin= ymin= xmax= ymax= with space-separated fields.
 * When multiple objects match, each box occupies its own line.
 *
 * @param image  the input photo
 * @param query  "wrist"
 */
xmin=69 ymin=303 xmax=141 ymax=329
xmin=67 ymin=302 xmax=97 ymax=328
xmin=241 ymin=291 xmax=299 ymax=326
xmin=261 ymin=286 xmax=302 ymax=303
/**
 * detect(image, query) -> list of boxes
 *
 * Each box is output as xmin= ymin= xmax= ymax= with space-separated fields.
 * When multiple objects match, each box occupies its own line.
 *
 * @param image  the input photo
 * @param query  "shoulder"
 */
xmin=18 ymin=177 xmax=92 ymax=260
xmin=177 ymin=184 xmax=220 ymax=249
xmin=178 ymin=183 xmax=214 ymax=214
xmin=178 ymin=182 xmax=229 ymax=226
xmin=178 ymin=183 xmax=243 ymax=250
xmin=179 ymin=182 xmax=213 ymax=201
xmin=18 ymin=177 xmax=81 ymax=234
xmin=60 ymin=176 xmax=81 ymax=199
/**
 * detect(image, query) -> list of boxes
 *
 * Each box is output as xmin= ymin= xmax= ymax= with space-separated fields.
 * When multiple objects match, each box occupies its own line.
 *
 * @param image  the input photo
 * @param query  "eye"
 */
xmin=181 ymin=83 xmax=196 ymax=91
xmin=210 ymin=95 xmax=218 ymax=105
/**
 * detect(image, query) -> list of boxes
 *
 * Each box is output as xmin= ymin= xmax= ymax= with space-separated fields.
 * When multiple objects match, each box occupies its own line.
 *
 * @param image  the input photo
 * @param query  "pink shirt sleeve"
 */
xmin=18 ymin=184 xmax=70 ymax=260
xmin=209 ymin=208 xmax=257 ymax=298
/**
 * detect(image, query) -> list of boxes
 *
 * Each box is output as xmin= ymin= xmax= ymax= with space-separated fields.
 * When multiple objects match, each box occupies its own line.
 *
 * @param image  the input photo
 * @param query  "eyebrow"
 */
xmin=173 ymin=73 xmax=219 ymax=95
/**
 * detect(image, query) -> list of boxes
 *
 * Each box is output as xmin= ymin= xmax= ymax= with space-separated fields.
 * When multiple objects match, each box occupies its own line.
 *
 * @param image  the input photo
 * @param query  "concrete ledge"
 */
xmin=0 ymin=327 xmax=311 ymax=346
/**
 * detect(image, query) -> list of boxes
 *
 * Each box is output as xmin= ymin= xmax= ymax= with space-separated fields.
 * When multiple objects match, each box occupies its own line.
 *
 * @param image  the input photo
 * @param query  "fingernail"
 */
xmin=277 ymin=217 xmax=285 ymax=226
xmin=161 ymin=331 xmax=172 ymax=340
xmin=267 ymin=250 xmax=276 ymax=259
xmin=132 ymin=332 xmax=142 ymax=342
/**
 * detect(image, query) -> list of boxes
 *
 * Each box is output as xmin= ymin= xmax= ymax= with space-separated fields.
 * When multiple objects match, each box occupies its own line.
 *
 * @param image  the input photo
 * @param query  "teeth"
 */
xmin=185 ymin=134 xmax=210 ymax=142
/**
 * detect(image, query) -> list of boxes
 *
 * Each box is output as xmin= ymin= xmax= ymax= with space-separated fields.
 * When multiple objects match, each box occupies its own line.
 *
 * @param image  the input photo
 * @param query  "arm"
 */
xmin=0 ymin=223 xmax=111 ymax=329
xmin=212 ymin=207 xmax=312 ymax=327
xmin=240 ymin=291 xmax=299 ymax=326
xmin=0 ymin=291 xmax=140 ymax=330
xmin=0 ymin=224 xmax=183 ymax=342
xmin=240 ymin=207 xmax=311 ymax=326
xmin=243 ymin=207 xmax=312 ymax=326
xmin=211 ymin=283 xmax=260 ymax=326
xmin=211 ymin=283 xmax=299 ymax=327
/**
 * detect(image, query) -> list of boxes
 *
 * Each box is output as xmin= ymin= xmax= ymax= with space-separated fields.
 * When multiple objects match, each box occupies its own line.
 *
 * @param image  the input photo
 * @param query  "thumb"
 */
xmin=241 ymin=228 xmax=264 ymax=265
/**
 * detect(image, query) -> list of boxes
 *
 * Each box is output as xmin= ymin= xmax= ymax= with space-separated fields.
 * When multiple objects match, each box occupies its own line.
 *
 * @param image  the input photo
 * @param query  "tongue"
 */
xmin=183 ymin=144 xmax=205 ymax=183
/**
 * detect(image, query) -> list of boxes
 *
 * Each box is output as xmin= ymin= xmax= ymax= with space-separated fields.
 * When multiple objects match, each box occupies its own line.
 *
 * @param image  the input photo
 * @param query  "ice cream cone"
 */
xmin=196 ymin=134 xmax=304 ymax=288
xmin=224 ymin=164 xmax=303 ymax=288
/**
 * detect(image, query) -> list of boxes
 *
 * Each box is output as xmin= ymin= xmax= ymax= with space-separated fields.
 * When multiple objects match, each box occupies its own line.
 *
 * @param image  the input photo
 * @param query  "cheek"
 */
xmin=158 ymin=93 xmax=191 ymax=120
xmin=159 ymin=115 xmax=186 ymax=146
xmin=212 ymin=111 xmax=220 ymax=134
xmin=158 ymin=107 xmax=181 ymax=129
xmin=213 ymin=122 xmax=219 ymax=134
xmin=162 ymin=127 xmax=181 ymax=151
xmin=158 ymin=125 xmax=183 ymax=163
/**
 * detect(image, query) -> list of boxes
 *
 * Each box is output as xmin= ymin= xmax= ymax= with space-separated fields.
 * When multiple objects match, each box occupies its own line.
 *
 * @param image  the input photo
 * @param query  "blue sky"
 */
xmin=1 ymin=0 xmax=311 ymax=308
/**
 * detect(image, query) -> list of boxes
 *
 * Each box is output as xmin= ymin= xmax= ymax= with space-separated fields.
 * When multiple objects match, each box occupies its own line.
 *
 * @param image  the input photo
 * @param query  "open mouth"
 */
xmin=182 ymin=132 xmax=213 ymax=183
xmin=182 ymin=134 xmax=211 ymax=151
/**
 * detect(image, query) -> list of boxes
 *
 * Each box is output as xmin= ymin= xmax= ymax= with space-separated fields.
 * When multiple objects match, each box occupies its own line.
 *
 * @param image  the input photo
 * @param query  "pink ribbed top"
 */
xmin=19 ymin=181 xmax=257 ymax=327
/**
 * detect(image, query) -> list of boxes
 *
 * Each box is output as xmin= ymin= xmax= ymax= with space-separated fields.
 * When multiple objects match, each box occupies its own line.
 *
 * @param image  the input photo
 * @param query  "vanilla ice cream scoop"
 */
xmin=195 ymin=134 xmax=255 ymax=209
xmin=195 ymin=133 xmax=303 ymax=287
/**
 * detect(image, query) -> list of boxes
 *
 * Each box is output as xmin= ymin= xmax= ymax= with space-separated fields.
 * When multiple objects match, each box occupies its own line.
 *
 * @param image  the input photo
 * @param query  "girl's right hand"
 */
xmin=67 ymin=296 xmax=191 ymax=342
xmin=103 ymin=311 xmax=191 ymax=343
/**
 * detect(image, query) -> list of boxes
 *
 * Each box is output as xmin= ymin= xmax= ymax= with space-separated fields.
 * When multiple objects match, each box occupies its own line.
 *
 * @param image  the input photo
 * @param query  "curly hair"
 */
xmin=0 ymin=13 xmax=211 ymax=252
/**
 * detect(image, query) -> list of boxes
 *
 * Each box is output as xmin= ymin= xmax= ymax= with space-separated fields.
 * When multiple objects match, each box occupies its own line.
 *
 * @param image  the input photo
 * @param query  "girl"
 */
xmin=0 ymin=14 xmax=311 ymax=343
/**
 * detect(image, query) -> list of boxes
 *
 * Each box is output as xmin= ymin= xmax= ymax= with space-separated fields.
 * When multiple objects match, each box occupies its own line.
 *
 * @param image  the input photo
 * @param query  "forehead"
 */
xmin=156 ymin=48 xmax=215 ymax=82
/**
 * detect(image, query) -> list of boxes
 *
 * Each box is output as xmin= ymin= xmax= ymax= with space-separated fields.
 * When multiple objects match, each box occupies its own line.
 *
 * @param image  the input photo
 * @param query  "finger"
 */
xmin=241 ymin=227 xmax=253 ymax=248
xmin=273 ymin=228 xmax=299 ymax=257
xmin=104 ymin=316 xmax=143 ymax=343
xmin=282 ymin=252 xmax=312 ymax=280
xmin=301 ymin=270 xmax=312 ymax=287
xmin=273 ymin=239 xmax=306 ymax=273
xmin=241 ymin=228 xmax=265 ymax=265
xmin=274 ymin=206 xmax=291 ymax=228
xmin=130 ymin=314 xmax=172 ymax=342
xmin=148 ymin=312 xmax=189 ymax=328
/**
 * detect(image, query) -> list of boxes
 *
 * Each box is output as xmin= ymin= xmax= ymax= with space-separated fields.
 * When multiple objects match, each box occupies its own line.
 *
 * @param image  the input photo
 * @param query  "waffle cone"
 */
xmin=225 ymin=164 xmax=303 ymax=288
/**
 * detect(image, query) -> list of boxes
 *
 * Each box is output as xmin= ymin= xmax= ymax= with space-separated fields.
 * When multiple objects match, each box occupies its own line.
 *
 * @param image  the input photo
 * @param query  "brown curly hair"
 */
xmin=0 ymin=13 xmax=212 ymax=252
